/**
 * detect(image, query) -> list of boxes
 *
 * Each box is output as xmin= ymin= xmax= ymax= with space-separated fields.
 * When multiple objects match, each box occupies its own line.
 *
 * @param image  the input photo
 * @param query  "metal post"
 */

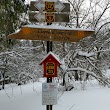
xmin=46 ymin=23 xmax=52 ymax=110
xmin=46 ymin=105 xmax=52 ymax=110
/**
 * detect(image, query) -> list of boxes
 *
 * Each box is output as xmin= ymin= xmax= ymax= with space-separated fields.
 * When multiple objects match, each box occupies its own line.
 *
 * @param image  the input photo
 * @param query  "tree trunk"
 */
xmin=62 ymin=74 xmax=65 ymax=86
xmin=2 ymin=73 xmax=5 ymax=89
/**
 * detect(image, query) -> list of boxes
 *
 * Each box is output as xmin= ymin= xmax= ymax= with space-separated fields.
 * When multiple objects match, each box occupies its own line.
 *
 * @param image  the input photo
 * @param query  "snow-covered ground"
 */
xmin=0 ymin=79 xmax=110 ymax=110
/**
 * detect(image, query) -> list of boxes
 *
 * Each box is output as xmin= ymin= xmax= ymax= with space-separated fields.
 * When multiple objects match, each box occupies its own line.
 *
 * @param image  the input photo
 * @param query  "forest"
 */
xmin=0 ymin=0 xmax=110 ymax=90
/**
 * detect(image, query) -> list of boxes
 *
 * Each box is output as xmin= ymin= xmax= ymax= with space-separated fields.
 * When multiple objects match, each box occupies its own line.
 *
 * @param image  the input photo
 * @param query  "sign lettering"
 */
xmin=46 ymin=62 xmax=55 ymax=75
xmin=42 ymin=83 xmax=57 ymax=105
xmin=7 ymin=27 xmax=94 ymax=42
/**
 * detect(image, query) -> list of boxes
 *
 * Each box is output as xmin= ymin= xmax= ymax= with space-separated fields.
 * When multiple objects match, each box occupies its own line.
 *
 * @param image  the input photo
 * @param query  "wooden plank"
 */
xmin=30 ymin=1 xmax=70 ymax=12
xmin=29 ymin=12 xmax=69 ymax=22
xmin=7 ymin=26 xmax=94 ymax=42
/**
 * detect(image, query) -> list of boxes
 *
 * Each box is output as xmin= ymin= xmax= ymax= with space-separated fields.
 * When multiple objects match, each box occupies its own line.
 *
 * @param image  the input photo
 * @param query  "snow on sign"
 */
xmin=42 ymin=83 xmax=57 ymax=105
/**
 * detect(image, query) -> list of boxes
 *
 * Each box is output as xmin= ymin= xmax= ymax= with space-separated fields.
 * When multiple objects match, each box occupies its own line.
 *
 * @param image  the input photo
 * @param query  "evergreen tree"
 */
xmin=0 ymin=0 xmax=28 ymax=48
xmin=0 ymin=0 xmax=28 ymax=89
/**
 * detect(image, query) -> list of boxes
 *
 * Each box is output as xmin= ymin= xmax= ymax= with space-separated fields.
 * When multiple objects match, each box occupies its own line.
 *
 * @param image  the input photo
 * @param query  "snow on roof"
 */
xmin=39 ymin=51 xmax=61 ymax=65
xmin=25 ymin=24 xmax=94 ymax=32
xmin=78 ymin=51 xmax=95 ymax=57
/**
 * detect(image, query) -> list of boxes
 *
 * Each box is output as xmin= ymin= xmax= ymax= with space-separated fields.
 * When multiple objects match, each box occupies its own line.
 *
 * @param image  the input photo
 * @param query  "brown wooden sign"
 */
xmin=30 ymin=1 xmax=70 ymax=12
xmin=7 ymin=26 xmax=94 ymax=42
xmin=29 ymin=12 xmax=69 ymax=22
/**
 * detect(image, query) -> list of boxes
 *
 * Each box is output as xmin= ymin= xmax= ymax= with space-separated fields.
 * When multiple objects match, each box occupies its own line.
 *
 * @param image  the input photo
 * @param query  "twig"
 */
xmin=68 ymin=104 xmax=75 ymax=110
xmin=57 ymin=90 xmax=65 ymax=100
xmin=4 ymin=88 xmax=11 ymax=99
xmin=20 ymin=85 xmax=22 ymax=95
xmin=9 ymin=83 xmax=14 ymax=96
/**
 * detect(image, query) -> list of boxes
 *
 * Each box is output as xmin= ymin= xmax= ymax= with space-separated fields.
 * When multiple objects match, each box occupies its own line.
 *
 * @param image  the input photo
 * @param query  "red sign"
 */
xmin=45 ymin=2 xmax=55 ymax=12
xmin=40 ymin=52 xmax=61 ymax=77
xmin=45 ymin=13 xmax=55 ymax=23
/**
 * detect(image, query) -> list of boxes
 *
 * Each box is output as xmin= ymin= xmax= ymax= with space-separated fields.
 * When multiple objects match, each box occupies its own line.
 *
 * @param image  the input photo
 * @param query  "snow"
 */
xmin=0 ymin=79 xmax=110 ymax=110
xmin=78 ymin=51 xmax=95 ymax=57
xmin=25 ymin=24 xmax=94 ymax=31
xmin=39 ymin=51 xmax=61 ymax=65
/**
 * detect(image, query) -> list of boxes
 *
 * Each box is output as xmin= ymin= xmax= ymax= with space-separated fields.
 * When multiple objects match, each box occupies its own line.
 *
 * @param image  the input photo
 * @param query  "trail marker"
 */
xmin=40 ymin=52 xmax=61 ymax=77
xmin=34 ymin=0 xmax=65 ymax=12
xmin=7 ymin=26 xmax=94 ymax=42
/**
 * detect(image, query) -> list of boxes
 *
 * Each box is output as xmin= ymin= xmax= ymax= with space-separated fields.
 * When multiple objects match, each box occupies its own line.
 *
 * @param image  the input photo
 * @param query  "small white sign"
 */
xmin=42 ymin=83 xmax=57 ymax=105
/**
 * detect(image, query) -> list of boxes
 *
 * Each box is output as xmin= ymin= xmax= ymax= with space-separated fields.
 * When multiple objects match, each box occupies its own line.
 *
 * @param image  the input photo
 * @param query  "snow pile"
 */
xmin=0 ymin=79 xmax=110 ymax=110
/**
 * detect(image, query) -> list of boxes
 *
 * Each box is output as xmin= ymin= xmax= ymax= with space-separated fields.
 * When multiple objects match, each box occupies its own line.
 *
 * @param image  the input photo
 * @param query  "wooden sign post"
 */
xmin=40 ymin=52 xmax=61 ymax=110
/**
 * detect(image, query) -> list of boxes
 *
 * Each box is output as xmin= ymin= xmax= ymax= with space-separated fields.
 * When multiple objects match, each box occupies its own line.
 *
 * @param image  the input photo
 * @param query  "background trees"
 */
xmin=60 ymin=0 xmax=110 ymax=89
xmin=0 ymin=0 xmax=28 ymax=89
xmin=0 ymin=0 xmax=28 ymax=37
xmin=0 ymin=0 xmax=28 ymax=50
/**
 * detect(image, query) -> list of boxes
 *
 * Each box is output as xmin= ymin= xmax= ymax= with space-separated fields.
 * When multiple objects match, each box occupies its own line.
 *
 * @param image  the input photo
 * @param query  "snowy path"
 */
xmin=0 ymin=80 xmax=110 ymax=110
